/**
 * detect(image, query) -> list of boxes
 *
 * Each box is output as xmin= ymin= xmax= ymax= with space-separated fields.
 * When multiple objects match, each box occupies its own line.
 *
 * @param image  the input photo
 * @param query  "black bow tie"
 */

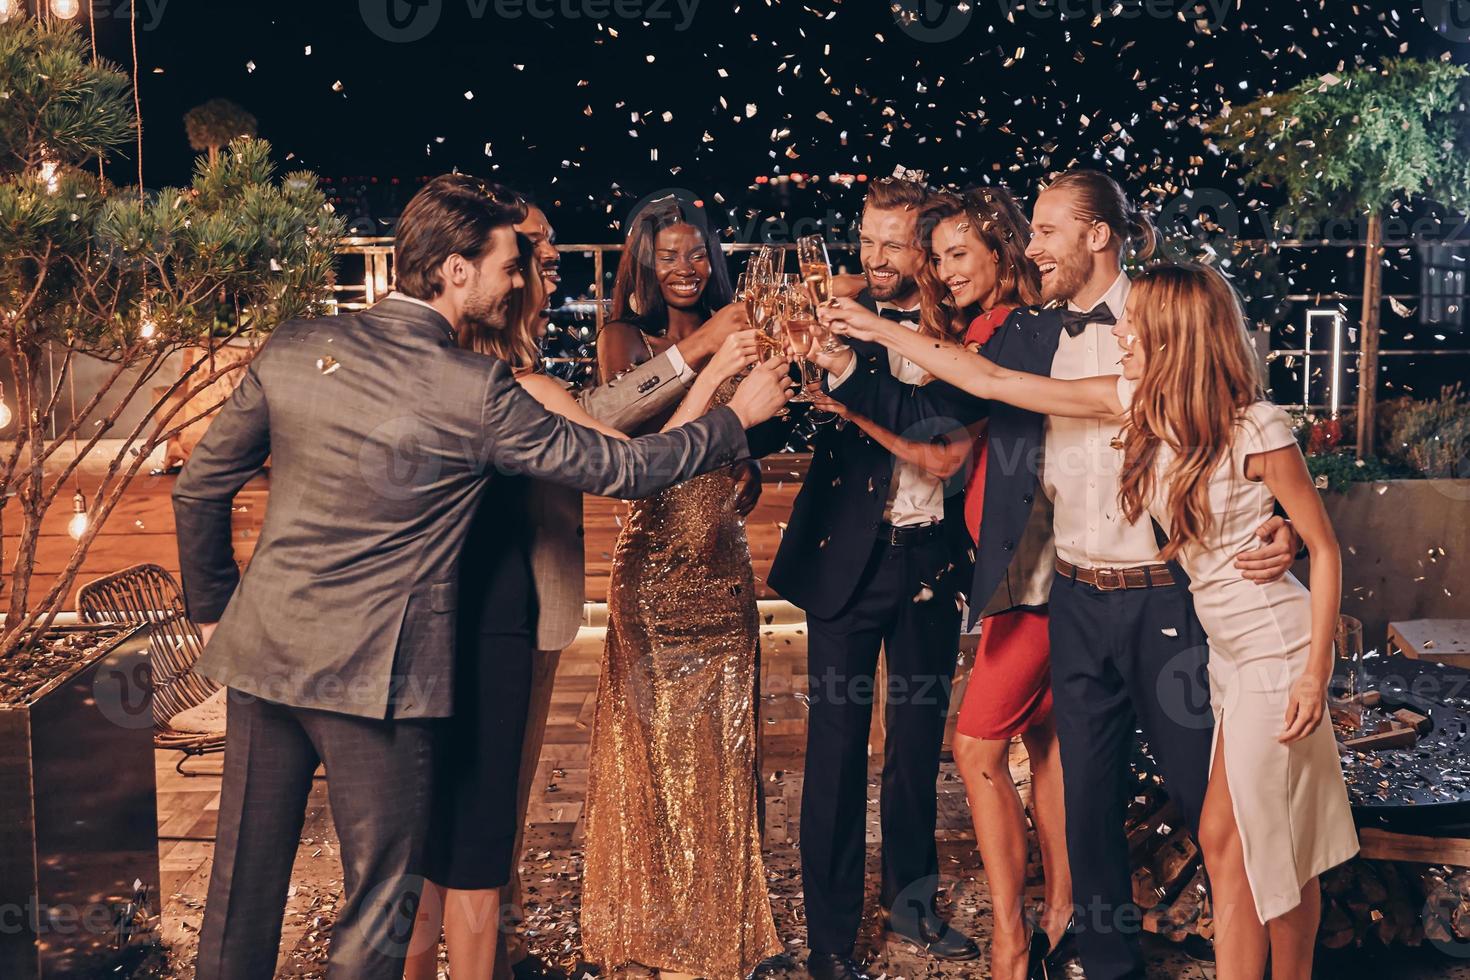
xmin=1061 ymin=303 xmax=1116 ymax=337
xmin=879 ymin=307 xmax=920 ymax=323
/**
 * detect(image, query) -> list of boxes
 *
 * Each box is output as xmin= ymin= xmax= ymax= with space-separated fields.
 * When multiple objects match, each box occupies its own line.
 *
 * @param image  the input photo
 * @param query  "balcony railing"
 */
xmin=333 ymin=238 xmax=1470 ymax=416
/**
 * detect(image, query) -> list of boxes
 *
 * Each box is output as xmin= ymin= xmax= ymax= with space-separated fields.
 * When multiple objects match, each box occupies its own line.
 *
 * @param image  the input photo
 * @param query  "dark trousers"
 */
xmin=800 ymin=532 xmax=962 ymax=956
xmin=196 ymin=693 xmax=438 ymax=980
xmin=1048 ymin=573 xmax=1214 ymax=980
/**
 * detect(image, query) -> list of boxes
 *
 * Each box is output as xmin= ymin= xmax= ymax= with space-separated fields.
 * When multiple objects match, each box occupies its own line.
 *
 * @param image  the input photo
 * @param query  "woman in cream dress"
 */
xmin=823 ymin=262 xmax=1359 ymax=980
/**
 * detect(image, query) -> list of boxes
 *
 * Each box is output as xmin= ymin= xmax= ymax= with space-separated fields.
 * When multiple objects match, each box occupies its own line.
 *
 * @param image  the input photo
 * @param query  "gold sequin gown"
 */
xmin=581 ymin=380 xmax=781 ymax=980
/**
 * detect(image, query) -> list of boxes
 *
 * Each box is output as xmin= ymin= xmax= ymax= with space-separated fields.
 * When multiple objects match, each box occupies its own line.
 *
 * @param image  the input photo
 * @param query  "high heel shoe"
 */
xmin=1025 ymin=926 xmax=1050 ymax=980
xmin=1037 ymin=922 xmax=1081 ymax=980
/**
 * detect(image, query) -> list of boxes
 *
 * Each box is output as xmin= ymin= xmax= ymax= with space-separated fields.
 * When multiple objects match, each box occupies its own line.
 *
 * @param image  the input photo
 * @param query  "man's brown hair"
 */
xmin=863 ymin=175 xmax=930 ymax=216
xmin=394 ymin=174 xmax=528 ymax=301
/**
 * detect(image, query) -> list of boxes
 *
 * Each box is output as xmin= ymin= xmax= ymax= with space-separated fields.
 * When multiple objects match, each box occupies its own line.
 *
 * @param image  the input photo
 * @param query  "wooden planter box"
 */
xmin=1295 ymin=479 xmax=1470 ymax=651
xmin=0 ymin=624 xmax=161 ymax=979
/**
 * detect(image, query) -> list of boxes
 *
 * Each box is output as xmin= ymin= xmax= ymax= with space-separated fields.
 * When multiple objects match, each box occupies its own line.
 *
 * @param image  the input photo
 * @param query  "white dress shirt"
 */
xmin=874 ymin=304 xmax=946 ymax=527
xmin=1043 ymin=271 xmax=1160 ymax=568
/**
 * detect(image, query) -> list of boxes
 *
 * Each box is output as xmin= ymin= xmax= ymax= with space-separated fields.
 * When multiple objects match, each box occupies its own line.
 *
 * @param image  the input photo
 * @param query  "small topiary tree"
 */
xmin=183 ymin=97 xmax=259 ymax=166
xmin=0 ymin=20 xmax=342 ymax=668
xmin=1206 ymin=58 xmax=1470 ymax=455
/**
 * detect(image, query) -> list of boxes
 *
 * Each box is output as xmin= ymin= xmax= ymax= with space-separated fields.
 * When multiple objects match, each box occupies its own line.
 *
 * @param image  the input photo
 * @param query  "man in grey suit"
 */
xmin=498 ymin=201 xmax=754 ymax=979
xmin=173 ymin=175 xmax=792 ymax=980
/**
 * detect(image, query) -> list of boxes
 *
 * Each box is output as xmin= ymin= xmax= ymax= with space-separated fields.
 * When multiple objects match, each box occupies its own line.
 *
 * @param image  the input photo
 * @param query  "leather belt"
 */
xmin=878 ymin=521 xmax=943 ymax=547
xmin=1056 ymin=557 xmax=1176 ymax=591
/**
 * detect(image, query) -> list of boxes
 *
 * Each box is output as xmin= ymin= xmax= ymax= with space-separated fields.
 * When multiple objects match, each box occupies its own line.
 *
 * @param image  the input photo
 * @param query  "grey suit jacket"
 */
xmin=525 ymin=353 xmax=691 ymax=653
xmin=173 ymin=298 xmax=748 ymax=720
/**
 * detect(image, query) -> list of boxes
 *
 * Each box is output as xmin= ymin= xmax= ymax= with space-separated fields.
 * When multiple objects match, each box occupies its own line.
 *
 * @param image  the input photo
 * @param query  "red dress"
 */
xmin=954 ymin=306 xmax=1054 ymax=741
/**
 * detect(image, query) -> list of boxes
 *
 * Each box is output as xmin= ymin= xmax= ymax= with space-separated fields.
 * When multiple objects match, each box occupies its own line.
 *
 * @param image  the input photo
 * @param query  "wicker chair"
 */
xmin=78 ymin=563 xmax=225 ymax=773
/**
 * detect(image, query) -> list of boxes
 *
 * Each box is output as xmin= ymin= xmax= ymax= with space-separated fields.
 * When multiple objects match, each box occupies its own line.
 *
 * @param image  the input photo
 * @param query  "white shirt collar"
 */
xmin=382 ymin=291 xmax=441 ymax=314
xmin=1067 ymin=270 xmax=1131 ymax=318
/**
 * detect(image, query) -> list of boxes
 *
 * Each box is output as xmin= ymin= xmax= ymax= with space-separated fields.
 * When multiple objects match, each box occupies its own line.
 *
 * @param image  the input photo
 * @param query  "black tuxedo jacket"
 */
xmin=825 ymin=305 xmax=1064 ymax=625
xmin=767 ymin=291 xmax=977 ymax=619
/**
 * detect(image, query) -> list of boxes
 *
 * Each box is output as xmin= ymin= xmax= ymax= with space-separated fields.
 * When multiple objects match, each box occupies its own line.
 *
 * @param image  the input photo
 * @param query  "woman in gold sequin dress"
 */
xmin=582 ymin=199 xmax=784 ymax=980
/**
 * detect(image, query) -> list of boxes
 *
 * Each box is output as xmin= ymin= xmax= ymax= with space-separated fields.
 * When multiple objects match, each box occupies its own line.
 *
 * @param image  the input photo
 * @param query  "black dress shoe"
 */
xmin=884 ymin=908 xmax=981 ymax=961
xmin=512 ymin=954 xmax=570 ymax=980
xmin=805 ymin=952 xmax=871 ymax=980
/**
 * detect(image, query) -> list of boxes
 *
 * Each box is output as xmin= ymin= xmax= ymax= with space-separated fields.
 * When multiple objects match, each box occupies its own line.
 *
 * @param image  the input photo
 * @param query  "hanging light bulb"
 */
xmin=139 ymin=304 xmax=157 ymax=340
xmin=67 ymin=490 xmax=89 ymax=541
xmin=50 ymin=0 xmax=81 ymax=19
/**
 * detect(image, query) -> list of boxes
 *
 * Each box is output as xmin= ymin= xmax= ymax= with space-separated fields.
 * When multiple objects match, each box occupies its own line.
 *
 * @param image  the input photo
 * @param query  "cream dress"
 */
xmin=1122 ymin=381 xmax=1359 ymax=922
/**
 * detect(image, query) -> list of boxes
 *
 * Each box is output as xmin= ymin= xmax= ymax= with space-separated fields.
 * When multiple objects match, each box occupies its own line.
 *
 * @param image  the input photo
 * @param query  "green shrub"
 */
xmin=1383 ymin=385 xmax=1470 ymax=480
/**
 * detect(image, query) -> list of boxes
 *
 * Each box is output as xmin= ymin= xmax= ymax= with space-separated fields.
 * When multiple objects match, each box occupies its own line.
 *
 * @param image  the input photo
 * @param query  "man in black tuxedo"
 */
xmin=817 ymin=169 xmax=1302 ymax=980
xmin=173 ymin=175 xmax=793 ymax=980
xmin=769 ymin=177 xmax=980 ymax=980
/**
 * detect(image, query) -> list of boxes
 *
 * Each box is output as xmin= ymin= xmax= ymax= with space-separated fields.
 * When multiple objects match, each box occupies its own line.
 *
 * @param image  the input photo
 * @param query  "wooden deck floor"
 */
xmin=16 ymin=454 xmax=1467 ymax=978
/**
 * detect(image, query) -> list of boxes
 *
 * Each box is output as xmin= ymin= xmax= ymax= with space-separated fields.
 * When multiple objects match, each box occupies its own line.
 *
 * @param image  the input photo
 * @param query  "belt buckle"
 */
xmin=1093 ymin=567 xmax=1124 ymax=591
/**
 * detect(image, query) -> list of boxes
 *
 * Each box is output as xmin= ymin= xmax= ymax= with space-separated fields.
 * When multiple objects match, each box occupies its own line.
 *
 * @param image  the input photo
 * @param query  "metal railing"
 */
xmin=333 ymin=238 xmax=1470 ymax=415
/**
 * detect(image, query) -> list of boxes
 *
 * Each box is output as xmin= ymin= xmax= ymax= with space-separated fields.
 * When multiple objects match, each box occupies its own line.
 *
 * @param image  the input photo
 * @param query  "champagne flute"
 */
xmin=738 ymin=272 xmax=784 ymax=359
xmin=797 ymin=235 xmax=834 ymax=307
xmin=781 ymin=279 xmax=823 ymax=402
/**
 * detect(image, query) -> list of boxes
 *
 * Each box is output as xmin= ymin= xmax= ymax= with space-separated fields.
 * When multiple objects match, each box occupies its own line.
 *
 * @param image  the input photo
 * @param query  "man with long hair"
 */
xmin=815 ymin=169 xmax=1304 ymax=980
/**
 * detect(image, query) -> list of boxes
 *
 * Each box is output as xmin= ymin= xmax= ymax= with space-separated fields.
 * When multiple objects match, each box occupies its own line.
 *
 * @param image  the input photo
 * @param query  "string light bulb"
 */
xmin=139 ymin=305 xmax=157 ymax=340
xmin=0 ymin=381 xmax=11 ymax=430
xmin=37 ymin=157 xmax=59 ymax=195
xmin=67 ymin=490 xmax=89 ymax=541
xmin=50 ymin=0 xmax=81 ymax=19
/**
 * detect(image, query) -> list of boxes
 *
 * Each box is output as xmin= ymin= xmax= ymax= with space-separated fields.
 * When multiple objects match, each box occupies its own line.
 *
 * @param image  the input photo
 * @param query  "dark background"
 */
xmin=75 ymin=0 xmax=1470 ymax=403
xmin=91 ymin=0 xmax=1459 ymax=234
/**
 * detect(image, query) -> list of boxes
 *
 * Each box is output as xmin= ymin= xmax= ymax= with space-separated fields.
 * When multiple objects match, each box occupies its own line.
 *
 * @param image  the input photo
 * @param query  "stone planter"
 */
xmin=0 ymin=624 xmax=161 ymax=979
xmin=1297 ymin=479 xmax=1470 ymax=652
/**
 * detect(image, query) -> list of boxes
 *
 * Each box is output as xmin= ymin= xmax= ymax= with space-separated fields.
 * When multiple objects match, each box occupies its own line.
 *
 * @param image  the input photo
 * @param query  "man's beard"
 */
xmin=1040 ymin=248 xmax=1090 ymax=305
xmin=864 ymin=266 xmax=917 ymax=303
xmin=463 ymin=288 xmax=510 ymax=332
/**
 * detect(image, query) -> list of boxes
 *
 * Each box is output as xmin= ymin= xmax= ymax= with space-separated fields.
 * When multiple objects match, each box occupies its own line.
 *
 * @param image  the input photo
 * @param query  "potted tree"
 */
xmin=1205 ymin=57 xmax=1470 ymax=455
xmin=0 ymin=20 xmax=341 ymax=979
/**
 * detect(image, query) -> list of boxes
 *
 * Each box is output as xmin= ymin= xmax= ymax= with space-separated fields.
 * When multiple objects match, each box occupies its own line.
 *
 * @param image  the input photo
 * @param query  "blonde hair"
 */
xmin=1045 ymin=169 xmax=1158 ymax=261
xmin=1118 ymin=263 xmax=1264 ymax=560
xmin=465 ymin=232 xmax=544 ymax=371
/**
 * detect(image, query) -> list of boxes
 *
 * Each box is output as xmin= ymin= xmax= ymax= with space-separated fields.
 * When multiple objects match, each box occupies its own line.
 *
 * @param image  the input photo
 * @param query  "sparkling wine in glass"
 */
xmin=781 ymin=281 xmax=823 ymax=402
xmin=797 ymin=235 xmax=834 ymax=308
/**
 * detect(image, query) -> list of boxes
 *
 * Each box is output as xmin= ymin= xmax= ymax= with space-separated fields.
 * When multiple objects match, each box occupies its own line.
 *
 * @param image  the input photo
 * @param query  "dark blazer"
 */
xmin=767 ymin=291 xmax=977 ymax=620
xmin=173 ymin=298 xmax=749 ymax=720
xmin=825 ymin=305 xmax=1062 ymax=626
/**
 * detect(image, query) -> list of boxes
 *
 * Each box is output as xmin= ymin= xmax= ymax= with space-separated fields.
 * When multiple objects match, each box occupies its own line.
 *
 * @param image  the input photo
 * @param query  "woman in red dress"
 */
xmin=813 ymin=188 xmax=1069 ymax=980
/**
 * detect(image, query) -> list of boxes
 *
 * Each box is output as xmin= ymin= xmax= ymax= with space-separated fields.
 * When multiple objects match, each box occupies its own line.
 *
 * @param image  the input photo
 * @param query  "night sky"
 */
xmin=89 ymin=0 xmax=1462 ymax=238
xmin=73 ymin=0 xmax=1470 ymax=400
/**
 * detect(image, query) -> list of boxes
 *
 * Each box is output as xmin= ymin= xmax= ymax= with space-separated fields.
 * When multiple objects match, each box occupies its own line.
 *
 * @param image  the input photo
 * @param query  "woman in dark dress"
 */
xmin=404 ymin=237 xmax=623 ymax=980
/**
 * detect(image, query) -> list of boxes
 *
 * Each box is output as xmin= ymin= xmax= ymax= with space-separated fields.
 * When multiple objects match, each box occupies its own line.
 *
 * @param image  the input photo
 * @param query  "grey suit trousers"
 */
xmin=196 ymin=693 xmax=438 ymax=980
